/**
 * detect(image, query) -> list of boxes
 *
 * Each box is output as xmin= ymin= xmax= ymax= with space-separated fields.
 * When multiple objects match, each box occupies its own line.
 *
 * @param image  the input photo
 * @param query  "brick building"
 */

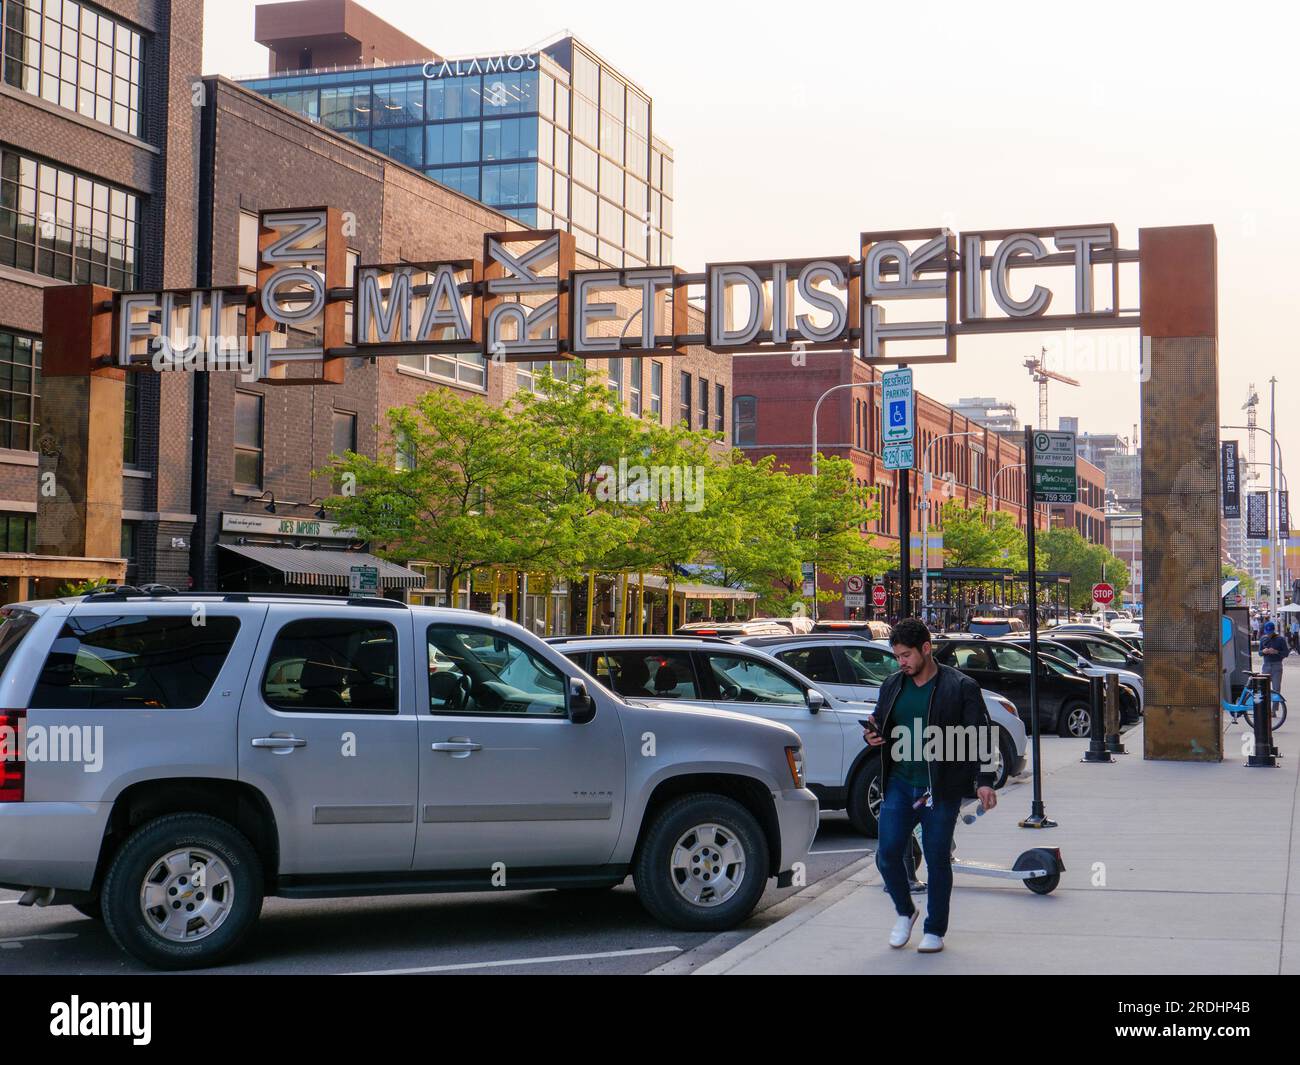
xmin=0 ymin=0 xmax=201 ymax=597
xmin=734 ymin=351 xmax=1052 ymax=619
xmin=1048 ymin=454 xmax=1109 ymax=548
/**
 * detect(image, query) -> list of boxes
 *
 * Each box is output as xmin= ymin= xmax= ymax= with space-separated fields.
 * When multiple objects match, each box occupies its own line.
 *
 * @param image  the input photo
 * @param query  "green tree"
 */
xmin=1038 ymin=526 xmax=1130 ymax=611
xmin=323 ymin=388 xmax=575 ymax=601
xmin=1223 ymin=562 xmax=1256 ymax=600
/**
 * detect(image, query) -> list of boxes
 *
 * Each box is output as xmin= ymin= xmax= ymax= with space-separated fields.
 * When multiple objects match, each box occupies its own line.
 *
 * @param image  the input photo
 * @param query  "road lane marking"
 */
xmin=810 ymin=847 xmax=873 ymax=855
xmin=348 ymin=945 xmax=682 ymax=975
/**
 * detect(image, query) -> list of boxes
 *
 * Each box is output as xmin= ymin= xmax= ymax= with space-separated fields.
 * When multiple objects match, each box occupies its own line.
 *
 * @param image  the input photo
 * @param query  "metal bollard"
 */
xmin=1245 ymin=672 xmax=1278 ymax=768
xmin=1082 ymin=671 xmax=1112 ymax=763
xmin=1104 ymin=673 xmax=1127 ymax=754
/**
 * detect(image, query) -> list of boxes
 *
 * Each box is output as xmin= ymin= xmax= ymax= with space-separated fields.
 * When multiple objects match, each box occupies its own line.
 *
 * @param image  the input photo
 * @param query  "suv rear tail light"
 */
xmin=0 ymin=709 xmax=24 ymax=802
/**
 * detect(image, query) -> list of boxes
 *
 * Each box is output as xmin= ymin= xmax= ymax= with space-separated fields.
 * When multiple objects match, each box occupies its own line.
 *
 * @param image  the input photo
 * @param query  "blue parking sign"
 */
xmin=881 ymin=368 xmax=914 ymax=443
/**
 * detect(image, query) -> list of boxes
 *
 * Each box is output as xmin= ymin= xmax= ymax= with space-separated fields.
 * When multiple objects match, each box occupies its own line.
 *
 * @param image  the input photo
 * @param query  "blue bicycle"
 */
xmin=1222 ymin=685 xmax=1287 ymax=732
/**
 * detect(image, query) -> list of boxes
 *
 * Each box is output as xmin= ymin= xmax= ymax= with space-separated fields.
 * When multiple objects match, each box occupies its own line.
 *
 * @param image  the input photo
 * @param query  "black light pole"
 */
xmin=899 ymin=466 xmax=911 ymax=618
xmin=1020 ymin=425 xmax=1057 ymax=829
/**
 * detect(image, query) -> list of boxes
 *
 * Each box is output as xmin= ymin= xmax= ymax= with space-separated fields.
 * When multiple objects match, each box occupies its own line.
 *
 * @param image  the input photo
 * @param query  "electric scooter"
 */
xmin=902 ymin=804 xmax=1065 ymax=895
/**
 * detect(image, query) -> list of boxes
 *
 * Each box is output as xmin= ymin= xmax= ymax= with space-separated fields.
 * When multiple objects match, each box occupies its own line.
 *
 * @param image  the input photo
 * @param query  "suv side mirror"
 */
xmin=568 ymin=678 xmax=597 ymax=724
xmin=805 ymin=689 xmax=827 ymax=714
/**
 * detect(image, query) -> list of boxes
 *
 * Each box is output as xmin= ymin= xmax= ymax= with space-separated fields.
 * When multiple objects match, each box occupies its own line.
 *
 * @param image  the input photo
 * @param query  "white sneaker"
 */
xmin=889 ymin=910 xmax=919 ymax=948
xmin=918 ymin=933 xmax=944 ymax=953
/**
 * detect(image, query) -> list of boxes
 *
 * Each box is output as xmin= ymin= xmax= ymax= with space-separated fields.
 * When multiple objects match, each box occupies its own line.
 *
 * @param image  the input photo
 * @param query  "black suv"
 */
xmin=932 ymin=637 xmax=1097 ymax=738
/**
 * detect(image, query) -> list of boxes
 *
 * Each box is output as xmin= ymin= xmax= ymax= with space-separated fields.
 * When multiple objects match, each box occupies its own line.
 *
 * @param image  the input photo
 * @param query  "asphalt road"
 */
xmin=0 ymin=810 xmax=877 ymax=975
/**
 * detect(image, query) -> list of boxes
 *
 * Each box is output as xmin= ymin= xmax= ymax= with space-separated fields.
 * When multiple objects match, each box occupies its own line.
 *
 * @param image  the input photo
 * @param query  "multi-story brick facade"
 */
xmin=734 ymin=351 xmax=1052 ymax=619
xmin=0 ymin=0 xmax=202 ymax=597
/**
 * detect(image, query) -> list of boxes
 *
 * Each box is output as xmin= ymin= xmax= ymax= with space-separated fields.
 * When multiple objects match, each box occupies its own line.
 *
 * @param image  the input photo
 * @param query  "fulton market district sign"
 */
xmin=44 ymin=213 xmax=1141 ymax=384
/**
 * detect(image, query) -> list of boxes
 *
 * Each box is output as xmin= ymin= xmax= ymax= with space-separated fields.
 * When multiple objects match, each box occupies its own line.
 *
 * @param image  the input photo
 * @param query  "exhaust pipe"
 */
xmin=18 ymin=887 xmax=55 ymax=907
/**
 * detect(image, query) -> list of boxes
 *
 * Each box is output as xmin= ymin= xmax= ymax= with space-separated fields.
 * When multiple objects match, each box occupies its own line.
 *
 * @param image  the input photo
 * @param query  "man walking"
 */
xmin=1260 ymin=620 xmax=1290 ymax=694
xmin=865 ymin=618 xmax=998 ymax=954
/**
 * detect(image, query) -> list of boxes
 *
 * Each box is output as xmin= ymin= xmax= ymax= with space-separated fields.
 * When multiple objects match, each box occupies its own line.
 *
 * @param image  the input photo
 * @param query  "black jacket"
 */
xmin=873 ymin=663 xmax=998 ymax=799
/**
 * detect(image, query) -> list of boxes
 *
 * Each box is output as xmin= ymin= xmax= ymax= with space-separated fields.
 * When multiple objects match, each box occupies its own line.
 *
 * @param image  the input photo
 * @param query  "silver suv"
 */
xmin=0 ymin=591 xmax=817 ymax=970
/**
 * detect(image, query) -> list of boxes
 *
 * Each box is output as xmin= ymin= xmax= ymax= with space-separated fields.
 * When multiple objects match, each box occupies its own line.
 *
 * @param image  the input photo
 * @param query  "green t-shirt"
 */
xmin=890 ymin=674 xmax=936 ymax=787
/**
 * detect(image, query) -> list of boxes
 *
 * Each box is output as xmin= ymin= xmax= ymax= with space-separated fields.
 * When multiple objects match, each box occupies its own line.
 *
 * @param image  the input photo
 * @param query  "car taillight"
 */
xmin=0 ymin=709 xmax=24 ymax=802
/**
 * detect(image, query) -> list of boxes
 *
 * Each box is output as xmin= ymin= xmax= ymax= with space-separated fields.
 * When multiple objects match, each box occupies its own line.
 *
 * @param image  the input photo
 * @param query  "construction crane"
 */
xmin=1024 ymin=347 xmax=1080 ymax=428
xmin=1244 ymin=383 xmax=1260 ymax=484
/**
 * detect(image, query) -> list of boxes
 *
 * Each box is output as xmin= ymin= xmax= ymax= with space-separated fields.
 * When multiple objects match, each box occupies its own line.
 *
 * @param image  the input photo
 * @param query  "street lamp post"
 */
xmin=990 ymin=463 xmax=1027 ymax=527
xmin=1222 ymin=423 xmax=1287 ymax=616
xmin=810 ymin=379 xmax=883 ymax=621
xmin=920 ymin=431 xmax=980 ymax=623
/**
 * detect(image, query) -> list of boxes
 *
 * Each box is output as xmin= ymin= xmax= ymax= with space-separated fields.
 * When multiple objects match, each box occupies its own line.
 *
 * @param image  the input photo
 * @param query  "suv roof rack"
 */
xmin=81 ymin=588 xmax=408 ymax=609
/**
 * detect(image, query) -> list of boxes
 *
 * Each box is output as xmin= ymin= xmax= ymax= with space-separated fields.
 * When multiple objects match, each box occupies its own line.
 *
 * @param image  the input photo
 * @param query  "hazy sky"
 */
xmin=203 ymin=0 xmax=1300 ymax=487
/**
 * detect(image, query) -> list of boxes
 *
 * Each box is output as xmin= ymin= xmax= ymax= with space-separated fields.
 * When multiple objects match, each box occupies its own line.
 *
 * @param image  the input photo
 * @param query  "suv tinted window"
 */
xmin=592 ymin=650 xmax=700 ymax=700
xmin=840 ymin=645 xmax=897 ymax=684
xmin=775 ymin=646 xmax=838 ymax=683
xmin=706 ymin=653 xmax=805 ymax=704
xmin=428 ymin=624 xmax=565 ymax=716
xmin=32 ymin=614 xmax=241 ymax=709
xmin=263 ymin=619 xmax=398 ymax=713
xmin=0 ymin=608 xmax=38 ymax=677
xmin=989 ymin=645 xmax=1031 ymax=673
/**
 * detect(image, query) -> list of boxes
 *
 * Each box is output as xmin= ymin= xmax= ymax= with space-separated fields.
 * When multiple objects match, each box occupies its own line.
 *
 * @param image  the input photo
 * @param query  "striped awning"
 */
xmin=218 ymin=544 xmax=424 ymax=589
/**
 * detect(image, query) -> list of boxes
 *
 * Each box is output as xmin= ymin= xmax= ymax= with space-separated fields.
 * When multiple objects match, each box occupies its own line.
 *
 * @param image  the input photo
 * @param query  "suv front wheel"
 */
xmin=101 ymin=813 xmax=264 ymax=971
xmin=633 ymin=794 xmax=769 ymax=932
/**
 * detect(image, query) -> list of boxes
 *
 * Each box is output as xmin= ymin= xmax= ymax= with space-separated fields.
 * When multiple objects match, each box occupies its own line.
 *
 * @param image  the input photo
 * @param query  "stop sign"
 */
xmin=872 ymin=585 xmax=888 ymax=609
xmin=1092 ymin=582 xmax=1115 ymax=606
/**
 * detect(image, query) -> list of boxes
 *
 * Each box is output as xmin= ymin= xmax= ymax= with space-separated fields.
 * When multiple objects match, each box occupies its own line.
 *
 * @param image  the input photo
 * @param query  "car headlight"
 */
xmin=785 ymin=745 xmax=805 ymax=788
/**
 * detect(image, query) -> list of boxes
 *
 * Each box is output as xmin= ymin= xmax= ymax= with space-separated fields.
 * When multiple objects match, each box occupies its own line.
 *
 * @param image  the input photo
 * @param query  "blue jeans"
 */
xmin=876 ymin=776 xmax=961 ymax=937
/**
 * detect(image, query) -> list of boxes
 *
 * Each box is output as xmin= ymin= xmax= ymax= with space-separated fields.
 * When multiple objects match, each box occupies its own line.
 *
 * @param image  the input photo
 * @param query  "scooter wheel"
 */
xmin=1014 ymin=848 xmax=1061 ymax=895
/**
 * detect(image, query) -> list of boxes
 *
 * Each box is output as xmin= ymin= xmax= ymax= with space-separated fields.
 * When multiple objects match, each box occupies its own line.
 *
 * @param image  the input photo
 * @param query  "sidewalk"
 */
xmin=699 ymin=666 xmax=1300 ymax=975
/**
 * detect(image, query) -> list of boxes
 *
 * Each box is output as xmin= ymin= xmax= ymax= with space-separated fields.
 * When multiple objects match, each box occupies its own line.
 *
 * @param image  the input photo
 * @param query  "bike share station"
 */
xmin=39 ymin=216 xmax=1231 ymax=901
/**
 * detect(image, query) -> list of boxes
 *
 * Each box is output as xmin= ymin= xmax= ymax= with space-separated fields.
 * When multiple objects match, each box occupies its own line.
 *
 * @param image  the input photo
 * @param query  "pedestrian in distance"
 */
xmin=1260 ymin=620 xmax=1290 ymax=694
xmin=863 ymin=618 xmax=998 ymax=954
xmin=1289 ymin=617 xmax=1299 ymax=654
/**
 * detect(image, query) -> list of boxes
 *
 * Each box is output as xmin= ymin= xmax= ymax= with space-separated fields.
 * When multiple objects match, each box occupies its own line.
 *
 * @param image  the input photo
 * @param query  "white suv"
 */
xmin=551 ymin=635 xmax=1018 ymax=838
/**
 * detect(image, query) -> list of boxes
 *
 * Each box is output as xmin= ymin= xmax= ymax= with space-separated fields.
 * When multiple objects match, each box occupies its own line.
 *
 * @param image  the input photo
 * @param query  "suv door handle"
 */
xmin=251 ymin=736 xmax=308 ymax=749
xmin=431 ymin=741 xmax=482 ymax=753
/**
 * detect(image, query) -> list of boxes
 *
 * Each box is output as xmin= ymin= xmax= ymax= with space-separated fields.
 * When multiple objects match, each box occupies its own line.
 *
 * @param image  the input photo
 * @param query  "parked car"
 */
xmin=0 ymin=592 xmax=818 ymax=969
xmin=1001 ymin=636 xmax=1143 ymax=718
xmin=809 ymin=619 xmax=892 ymax=639
xmin=553 ymin=635 xmax=903 ymax=837
xmin=966 ymin=617 xmax=1027 ymax=637
xmin=931 ymin=637 xmax=1100 ymax=738
xmin=751 ymin=615 xmax=815 ymax=634
xmin=1045 ymin=624 xmax=1144 ymax=658
xmin=676 ymin=619 xmax=791 ymax=637
xmin=734 ymin=635 xmax=1028 ymax=790
xmin=1032 ymin=631 xmax=1143 ymax=677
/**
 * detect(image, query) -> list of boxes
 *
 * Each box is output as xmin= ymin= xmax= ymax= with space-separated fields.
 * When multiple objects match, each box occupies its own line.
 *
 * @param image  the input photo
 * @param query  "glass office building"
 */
xmin=240 ymin=37 xmax=674 ymax=268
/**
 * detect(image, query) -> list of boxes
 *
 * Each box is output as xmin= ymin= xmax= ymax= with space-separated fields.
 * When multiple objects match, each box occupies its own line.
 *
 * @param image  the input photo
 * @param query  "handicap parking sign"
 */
xmin=881 ymin=368 xmax=914 ymax=444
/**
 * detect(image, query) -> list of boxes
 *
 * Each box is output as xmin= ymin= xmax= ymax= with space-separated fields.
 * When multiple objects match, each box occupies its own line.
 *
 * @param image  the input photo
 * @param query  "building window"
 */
xmin=733 ymin=395 xmax=756 ymax=446
xmin=0 ymin=511 xmax=33 ymax=552
xmin=0 ymin=148 xmax=139 ymax=287
xmin=649 ymin=361 xmax=663 ymax=421
xmin=607 ymin=358 xmax=623 ymax=403
xmin=122 ymin=371 xmax=138 ymax=464
xmin=331 ymin=409 xmax=356 ymax=461
xmin=627 ymin=357 xmax=642 ymax=416
xmin=0 ymin=328 xmax=40 ymax=451
xmin=714 ymin=382 xmax=724 ymax=433
xmin=1 ymin=0 xmax=144 ymax=136
xmin=397 ymin=351 xmax=486 ymax=391
xmin=234 ymin=391 xmax=263 ymax=489
xmin=679 ymin=370 xmax=691 ymax=427
xmin=698 ymin=377 xmax=709 ymax=431
xmin=394 ymin=427 xmax=416 ymax=472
